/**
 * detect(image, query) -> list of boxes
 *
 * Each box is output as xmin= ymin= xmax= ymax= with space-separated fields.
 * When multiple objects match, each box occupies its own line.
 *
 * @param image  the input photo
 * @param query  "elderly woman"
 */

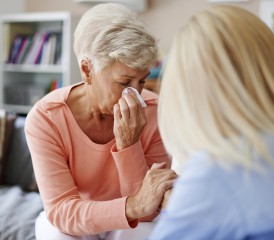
xmin=148 ymin=5 xmax=274 ymax=240
xmin=25 ymin=3 xmax=176 ymax=240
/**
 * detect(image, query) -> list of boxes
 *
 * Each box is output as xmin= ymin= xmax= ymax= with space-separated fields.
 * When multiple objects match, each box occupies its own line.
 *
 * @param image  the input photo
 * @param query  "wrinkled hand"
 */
xmin=113 ymin=90 xmax=146 ymax=150
xmin=160 ymin=189 xmax=172 ymax=210
xmin=125 ymin=162 xmax=178 ymax=221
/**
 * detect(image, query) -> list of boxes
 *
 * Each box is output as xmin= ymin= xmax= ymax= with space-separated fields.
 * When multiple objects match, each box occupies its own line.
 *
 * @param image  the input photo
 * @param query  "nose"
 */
xmin=129 ymin=82 xmax=141 ymax=93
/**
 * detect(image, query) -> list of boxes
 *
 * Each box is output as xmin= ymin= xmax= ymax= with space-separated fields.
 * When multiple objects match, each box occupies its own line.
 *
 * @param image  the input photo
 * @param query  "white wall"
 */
xmin=25 ymin=0 xmax=261 ymax=55
xmin=260 ymin=0 xmax=274 ymax=31
xmin=0 ymin=0 xmax=25 ymax=14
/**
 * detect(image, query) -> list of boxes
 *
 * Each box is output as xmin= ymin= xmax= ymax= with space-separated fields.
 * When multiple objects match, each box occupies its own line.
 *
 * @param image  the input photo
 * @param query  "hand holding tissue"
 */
xmin=122 ymin=87 xmax=147 ymax=108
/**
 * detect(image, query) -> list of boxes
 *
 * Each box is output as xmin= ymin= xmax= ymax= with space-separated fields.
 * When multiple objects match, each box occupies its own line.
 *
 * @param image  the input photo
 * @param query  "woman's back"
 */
xmin=149 ymin=134 xmax=274 ymax=240
xmin=149 ymin=4 xmax=274 ymax=240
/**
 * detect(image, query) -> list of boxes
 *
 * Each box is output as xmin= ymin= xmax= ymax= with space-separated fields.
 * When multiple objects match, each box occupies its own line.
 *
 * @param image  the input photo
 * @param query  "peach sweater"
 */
xmin=25 ymin=83 xmax=170 ymax=236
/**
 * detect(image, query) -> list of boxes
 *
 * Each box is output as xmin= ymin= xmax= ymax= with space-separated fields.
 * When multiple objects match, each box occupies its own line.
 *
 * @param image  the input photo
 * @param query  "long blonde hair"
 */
xmin=159 ymin=5 xmax=274 ymax=169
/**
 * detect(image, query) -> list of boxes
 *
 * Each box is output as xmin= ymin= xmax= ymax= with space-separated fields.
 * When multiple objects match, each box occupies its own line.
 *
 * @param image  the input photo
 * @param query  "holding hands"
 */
xmin=126 ymin=162 xmax=177 ymax=221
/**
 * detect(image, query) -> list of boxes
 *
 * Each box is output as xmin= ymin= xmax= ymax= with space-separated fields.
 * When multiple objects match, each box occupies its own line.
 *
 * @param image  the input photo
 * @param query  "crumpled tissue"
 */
xmin=122 ymin=87 xmax=147 ymax=108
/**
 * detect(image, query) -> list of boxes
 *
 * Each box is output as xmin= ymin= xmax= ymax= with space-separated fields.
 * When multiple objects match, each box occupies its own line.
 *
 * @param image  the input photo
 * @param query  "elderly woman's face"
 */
xmin=91 ymin=61 xmax=150 ymax=115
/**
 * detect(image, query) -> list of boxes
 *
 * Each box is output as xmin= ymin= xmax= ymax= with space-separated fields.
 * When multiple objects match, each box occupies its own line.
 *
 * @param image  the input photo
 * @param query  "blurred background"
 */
xmin=2 ymin=0 xmax=273 ymax=55
xmin=0 ymin=0 xmax=273 ymax=105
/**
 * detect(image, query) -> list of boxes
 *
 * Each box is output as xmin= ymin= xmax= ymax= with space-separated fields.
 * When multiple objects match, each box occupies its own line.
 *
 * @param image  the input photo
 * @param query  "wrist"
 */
xmin=125 ymin=196 xmax=144 ymax=221
xmin=116 ymin=142 xmax=126 ymax=151
xmin=116 ymin=139 xmax=139 ymax=151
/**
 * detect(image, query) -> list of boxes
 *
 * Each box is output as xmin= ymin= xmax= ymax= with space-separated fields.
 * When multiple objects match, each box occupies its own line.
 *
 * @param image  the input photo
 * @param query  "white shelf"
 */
xmin=0 ymin=12 xmax=70 ymax=23
xmin=0 ymin=12 xmax=81 ymax=114
xmin=3 ymin=64 xmax=64 ymax=73
xmin=3 ymin=104 xmax=32 ymax=113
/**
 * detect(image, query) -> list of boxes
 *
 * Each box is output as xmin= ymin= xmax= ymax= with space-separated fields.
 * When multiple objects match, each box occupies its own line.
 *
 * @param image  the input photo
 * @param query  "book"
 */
xmin=54 ymin=32 xmax=62 ymax=65
xmin=14 ymin=35 xmax=33 ymax=64
xmin=17 ymin=36 xmax=33 ymax=64
xmin=3 ymin=23 xmax=33 ymax=63
xmin=34 ymin=32 xmax=52 ymax=64
xmin=40 ymin=33 xmax=57 ymax=65
xmin=24 ymin=32 xmax=46 ymax=65
xmin=7 ymin=35 xmax=26 ymax=64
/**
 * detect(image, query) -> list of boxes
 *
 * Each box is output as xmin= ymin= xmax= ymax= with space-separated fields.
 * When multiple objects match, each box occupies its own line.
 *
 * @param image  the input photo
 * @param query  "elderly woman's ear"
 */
xmin=81 ymin=58 xmax=93 ymax=84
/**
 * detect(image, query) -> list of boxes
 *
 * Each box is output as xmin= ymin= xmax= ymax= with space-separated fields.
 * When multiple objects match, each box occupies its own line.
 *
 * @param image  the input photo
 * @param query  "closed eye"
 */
xmin=120 ymin=82 xmax=130 ymax=86
xmin=139 ymin=80 xmax=146 ymax=85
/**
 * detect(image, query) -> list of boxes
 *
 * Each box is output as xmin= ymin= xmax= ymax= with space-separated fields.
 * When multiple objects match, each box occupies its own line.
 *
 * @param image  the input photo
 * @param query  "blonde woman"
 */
xmin=25 ymin=3 xmax=176 ymax=240
xmin=149 ymin=5 xmax=274 ymax=240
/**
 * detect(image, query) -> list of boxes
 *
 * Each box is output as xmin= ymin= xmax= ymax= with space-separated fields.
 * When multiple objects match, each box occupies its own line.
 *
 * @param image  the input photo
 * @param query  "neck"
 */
xmin=69 ymin=83 xmax=112 ymax=121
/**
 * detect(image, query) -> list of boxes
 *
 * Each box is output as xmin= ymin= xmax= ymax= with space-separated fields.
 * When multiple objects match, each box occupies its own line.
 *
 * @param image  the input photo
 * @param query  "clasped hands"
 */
xmin=126 ymin=162 xmax=177 ymax=221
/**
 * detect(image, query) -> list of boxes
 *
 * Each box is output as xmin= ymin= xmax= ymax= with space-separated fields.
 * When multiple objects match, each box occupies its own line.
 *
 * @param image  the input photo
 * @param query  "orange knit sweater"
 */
xmin=25 ymin=83 xmax=170 ymax=236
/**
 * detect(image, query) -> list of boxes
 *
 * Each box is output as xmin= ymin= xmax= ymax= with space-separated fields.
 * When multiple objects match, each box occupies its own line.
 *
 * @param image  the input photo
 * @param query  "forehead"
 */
xmin=108 ymin=61 xmax=150 ymax=78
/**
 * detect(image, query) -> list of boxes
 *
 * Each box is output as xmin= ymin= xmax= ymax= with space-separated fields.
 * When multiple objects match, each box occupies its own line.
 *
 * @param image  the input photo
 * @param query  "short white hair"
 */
xmin=159 ymin=5 xmax=274 ymax=170
xmin=74 ymin=3 xmax=158 ymax=72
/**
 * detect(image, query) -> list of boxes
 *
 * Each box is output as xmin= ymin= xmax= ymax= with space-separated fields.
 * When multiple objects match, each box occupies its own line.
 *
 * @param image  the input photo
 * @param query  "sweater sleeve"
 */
xmin=111 ymin=103 xmax=171 ymax=197
xmin=111 ymin=104 xmax=171 ymax=222
xmin=25 ymin=104 xmax=134 ymax=236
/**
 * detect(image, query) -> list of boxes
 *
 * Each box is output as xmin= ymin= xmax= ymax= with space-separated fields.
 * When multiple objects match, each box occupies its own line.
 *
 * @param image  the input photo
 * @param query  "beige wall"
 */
xmin=140 ymin=0 xmax=260 ymax=54
xmin=0 ymin=0 xmax=25 ymax=13
xmin=25 ymin=0 xmax=260 ymax=55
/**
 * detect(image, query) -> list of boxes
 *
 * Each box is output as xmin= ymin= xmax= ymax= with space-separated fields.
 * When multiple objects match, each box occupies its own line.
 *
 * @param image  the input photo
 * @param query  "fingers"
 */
xmin=149 ymin=163 xmax=178 ymax=180
xmin=128 ymin=167 xmax=177 ymax=218
xmin=160 ymin=189 xmax=172 ymax=210
xmin=113 ymin=103 xmax=121 ymax=121
xmin=122 ymin=87 xmax=145 ymax=108
xmin=113 ymin=90 xmax=147 ymax=150
xmin=146 ymin=167 xmax=178 ymax=198
xmin=158 ymin=179 xmax=176 ymax=192
xmin=151 ymin=162 xmax=167 ymax=169
xmin=114 ymin=88 xmax=145 ymax=121
xmin=121 ymin=91 xmax=143 ymax=119
xmin=145 ymin=167 xmax=178 ymax=194
xmin=123 ymin=91 xmax=141 ymax=107
xmin=118 ymin=98 xmax=130 ymax=120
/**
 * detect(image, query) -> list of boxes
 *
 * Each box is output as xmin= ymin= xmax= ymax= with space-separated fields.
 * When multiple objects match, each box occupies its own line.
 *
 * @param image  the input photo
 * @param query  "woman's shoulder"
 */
xmin=26 ymin=84 xmax=78 ymax=126
xmin=34 ymin=83 xmax=83 ymax=112
xmin=141 ymin=88 xmax=158 ymax=106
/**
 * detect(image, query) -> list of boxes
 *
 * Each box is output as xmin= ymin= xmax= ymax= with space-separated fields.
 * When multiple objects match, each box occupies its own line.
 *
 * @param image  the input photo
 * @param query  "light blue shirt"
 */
xmin=148 ymin=136 xmax=274 ymax=240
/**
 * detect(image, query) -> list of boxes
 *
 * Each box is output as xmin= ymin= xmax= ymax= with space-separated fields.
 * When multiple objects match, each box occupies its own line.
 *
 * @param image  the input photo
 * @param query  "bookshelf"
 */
xmin=0 ymin=12 xmax=81 ymax=114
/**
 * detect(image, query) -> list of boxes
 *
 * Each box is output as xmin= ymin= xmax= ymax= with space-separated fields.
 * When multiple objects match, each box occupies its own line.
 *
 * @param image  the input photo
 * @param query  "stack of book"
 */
xmin=6 ymin=31 xmax=62 ymax=65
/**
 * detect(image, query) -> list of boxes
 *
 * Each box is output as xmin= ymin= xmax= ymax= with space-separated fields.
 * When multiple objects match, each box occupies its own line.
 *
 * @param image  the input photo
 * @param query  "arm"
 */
xmin=25 ymin=104 xmax=133 ymax=236
xmin=112 ymin=92 xmax=172 ymax=222
xmin=111 ymin=127 xmax=171 ymax=197
xmin=112 ymin=128 xmax=172 ymax=222
xmin=112 ymin=91 xmax=171 ymax=197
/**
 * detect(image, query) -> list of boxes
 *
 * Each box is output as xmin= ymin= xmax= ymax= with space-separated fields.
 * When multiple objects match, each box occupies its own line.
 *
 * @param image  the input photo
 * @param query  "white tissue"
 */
xmin=122 ymin=87 xmax=147 ymax=108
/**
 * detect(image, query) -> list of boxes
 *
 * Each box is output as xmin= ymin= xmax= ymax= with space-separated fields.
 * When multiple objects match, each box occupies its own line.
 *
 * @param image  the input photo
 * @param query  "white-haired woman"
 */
xmin=25 ymin=3 xmax=176 ymax=240
xmin=149 ymin=5 xmax=274 ymax=240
